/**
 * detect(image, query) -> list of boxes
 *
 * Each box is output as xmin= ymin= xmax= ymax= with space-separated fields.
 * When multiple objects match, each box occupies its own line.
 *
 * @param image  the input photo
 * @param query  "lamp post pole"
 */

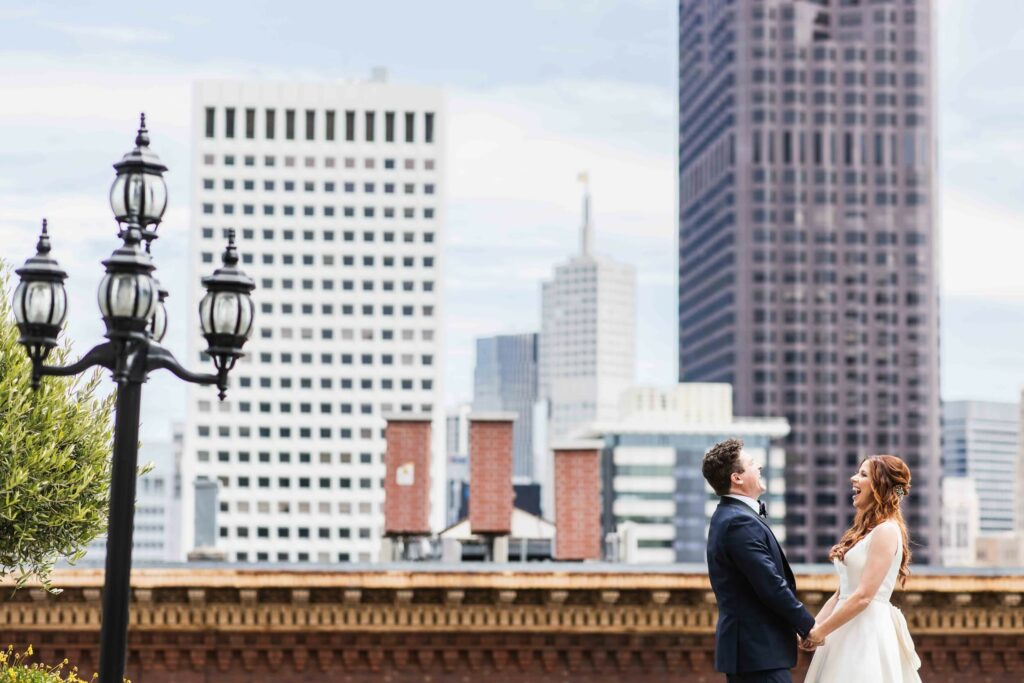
xmin=12 ymin=116 xmax=256 ymax=683
xmin=98 ymin=366 xmax=143 ymax=682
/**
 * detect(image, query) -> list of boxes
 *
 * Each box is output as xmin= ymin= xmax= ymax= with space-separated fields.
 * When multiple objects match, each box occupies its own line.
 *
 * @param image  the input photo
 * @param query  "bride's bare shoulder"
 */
xmin=868 ymin=521 xmax=900 ymax=551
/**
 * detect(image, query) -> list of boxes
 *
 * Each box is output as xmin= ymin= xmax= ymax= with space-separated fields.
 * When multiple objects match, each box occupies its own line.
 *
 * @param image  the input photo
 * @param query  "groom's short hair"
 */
xmin=702 ymin=438 xmax=744 ymax=496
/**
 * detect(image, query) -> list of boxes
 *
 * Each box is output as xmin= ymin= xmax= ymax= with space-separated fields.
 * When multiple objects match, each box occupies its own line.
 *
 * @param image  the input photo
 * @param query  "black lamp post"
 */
xmin=12 ymin=115 xmax=255 ymax=683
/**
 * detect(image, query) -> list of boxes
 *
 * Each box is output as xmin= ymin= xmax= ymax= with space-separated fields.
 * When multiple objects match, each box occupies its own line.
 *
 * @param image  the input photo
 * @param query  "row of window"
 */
xmin=201 ymin=203 xmax=436 ymax=219
xmin=232 ymin=552 xmax=367 ymax=563
xmin=202 ymin=153 xmax=436 ymax=170
xmin=751 ymin=68 xmax=925 ymax=89
xmin=220 ymin=526 xmax=375 ymax=540
xmin=247 ymin=324 xmax=433 ymax=341
xmin=203 ymin=178 xmax=434 ymax=194
xmin=237 ymin=375 xmax=432 ymax=392
xmin=195 ymin=418 xmax=431 ymax=440
xmin=197 ymin=450 xmax=380 ymax=464
xmin=752 ymin=130 xmax=927 ymax=168
xmin=219 ymin=500 xmax=375 ymax=516
xmin=749 ymin=228 xmax=927 ymax=246
xmin=249 ymin=350 xmax=433 ymax=365
xmin=240 ymin=277 xmax=434 ymax=294
xmin=203 ymin=227 xmax=437 ymax=246
xmin=204 ymin=107 xmax=436 ymax=144
xmin=236 ymin=398 xmax=434 ymax=415
xmin=254 ymin=328 xmax=434 ymax=344
xmin=215 ymin=475 xmax=382 ymax=491
xmin=749 ymin=46 xmax=926 ymax=66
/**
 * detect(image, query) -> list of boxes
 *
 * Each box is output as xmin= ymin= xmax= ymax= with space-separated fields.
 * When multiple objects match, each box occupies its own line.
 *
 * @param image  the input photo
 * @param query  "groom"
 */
xmin=702 ymin=438 xmax=819 ymax=683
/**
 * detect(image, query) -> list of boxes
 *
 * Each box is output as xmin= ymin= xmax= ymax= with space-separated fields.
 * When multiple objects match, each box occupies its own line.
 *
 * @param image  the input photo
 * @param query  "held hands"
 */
xmin=798 ymin=626 xmax=826 ymax=651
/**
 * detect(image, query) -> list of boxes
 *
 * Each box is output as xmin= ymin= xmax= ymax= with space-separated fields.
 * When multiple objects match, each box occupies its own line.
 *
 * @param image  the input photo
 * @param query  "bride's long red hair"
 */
xmin=828 ymin=455 xmax=912 ymax=586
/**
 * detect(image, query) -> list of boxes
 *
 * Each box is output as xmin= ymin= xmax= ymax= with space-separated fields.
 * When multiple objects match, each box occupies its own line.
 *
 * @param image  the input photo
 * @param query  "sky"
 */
xmin=0 ymin=1 xmax=1021 ymax=442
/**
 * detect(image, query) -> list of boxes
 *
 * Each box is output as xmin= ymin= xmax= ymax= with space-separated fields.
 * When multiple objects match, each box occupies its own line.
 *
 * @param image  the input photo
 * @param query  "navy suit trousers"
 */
xmin=726 ymin=668 xmax=792 ymax=683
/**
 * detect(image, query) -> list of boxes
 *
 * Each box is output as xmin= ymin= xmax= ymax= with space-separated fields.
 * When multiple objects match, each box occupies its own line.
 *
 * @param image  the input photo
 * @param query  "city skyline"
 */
xmin=0 ymin=1 xmax=1022 ymax=445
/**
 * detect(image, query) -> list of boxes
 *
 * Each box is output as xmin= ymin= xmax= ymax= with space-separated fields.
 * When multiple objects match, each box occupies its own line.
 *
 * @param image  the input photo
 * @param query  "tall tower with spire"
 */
xmin=578 ymin=171 xmax=592 ymax=257
xmin=538 ymin=174 xmax=636 ymax=444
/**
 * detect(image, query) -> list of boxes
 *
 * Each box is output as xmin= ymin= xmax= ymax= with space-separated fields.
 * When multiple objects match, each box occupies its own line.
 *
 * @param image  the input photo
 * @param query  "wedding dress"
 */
xmin=804 ymin=520 xmax=922 ymax=683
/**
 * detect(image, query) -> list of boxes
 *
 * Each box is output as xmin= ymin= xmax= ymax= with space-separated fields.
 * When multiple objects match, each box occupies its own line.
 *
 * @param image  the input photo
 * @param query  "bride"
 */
xmin=802 ymin=455 xmax=923 ymax=683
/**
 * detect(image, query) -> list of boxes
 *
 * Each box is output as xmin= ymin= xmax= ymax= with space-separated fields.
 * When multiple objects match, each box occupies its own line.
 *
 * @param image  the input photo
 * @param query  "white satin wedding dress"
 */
xmin=804 ymin=520 xmax=922 ymax=683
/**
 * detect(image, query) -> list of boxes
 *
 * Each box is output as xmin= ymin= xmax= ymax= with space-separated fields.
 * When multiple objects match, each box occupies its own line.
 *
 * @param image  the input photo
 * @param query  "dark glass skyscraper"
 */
xmin=677 ymin=0 xmax=939 ymax=562
xmin=473 ymin=333 xmax=539 ymax=479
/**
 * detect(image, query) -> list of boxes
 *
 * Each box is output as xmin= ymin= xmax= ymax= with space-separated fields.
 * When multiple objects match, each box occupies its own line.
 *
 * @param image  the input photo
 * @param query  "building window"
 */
xmin=245 ymin=108 xmax=255 ymax=139
xmin=425 ymin=112 xmax=435 ymax=143
xmin=405 ymin=111 xmax=415 ymax=142
xmin=385 ymin=111 xmax=395 ymax=142
xmin=365 ymin=111 xmax=375 ymax=142
xmin=265 ymin=109 xmax=276 ymax=139
xmin=285 ymin=109 xmax=295 ymax=139
xmin=305 ymin=109 xmax=315 ymax=140
xmin=326 ymin=110 xmax=335 ymax=141
xmin=345 ymin=110 xmax=356 ymax=141
xmin=225 ymin=107 xmax=235 ymax=139
xmin=204 ymin=107 xmax=215 ymax=138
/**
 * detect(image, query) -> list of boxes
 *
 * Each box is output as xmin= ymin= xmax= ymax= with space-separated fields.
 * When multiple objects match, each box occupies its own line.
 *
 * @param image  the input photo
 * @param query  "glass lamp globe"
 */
xmin=110 ymin=114 xmax=168 ymax=233
xmin=13 ymin=220 xmax=68 ymax=362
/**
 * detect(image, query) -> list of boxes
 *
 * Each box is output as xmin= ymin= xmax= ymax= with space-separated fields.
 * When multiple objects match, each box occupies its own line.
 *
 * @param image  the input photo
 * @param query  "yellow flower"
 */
xmin=25 ymin=646 xmax=32 ymax=656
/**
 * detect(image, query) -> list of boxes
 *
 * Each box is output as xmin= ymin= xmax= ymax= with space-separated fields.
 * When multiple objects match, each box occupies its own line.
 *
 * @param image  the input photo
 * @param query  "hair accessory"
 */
xmin=894 ymin=485 xmax=906 ymax=499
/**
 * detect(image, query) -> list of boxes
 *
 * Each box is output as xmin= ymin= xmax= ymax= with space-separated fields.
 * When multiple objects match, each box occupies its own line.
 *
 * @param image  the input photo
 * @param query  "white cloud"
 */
xmin=941 ymin=189 xmax=1024 ymax=300
xmin=0 ymin=49 xmax=680 ymax=411
xmin=45 ymin=22 xmax=172 ymax=45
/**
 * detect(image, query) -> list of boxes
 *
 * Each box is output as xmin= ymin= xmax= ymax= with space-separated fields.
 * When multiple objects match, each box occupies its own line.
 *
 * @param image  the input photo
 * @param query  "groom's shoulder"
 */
xmin=711 ymin=499 xmax=746 ymax=528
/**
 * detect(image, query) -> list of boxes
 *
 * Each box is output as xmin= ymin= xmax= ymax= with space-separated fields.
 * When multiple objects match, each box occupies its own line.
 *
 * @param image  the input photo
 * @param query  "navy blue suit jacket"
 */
xmin=706 ymin=496 xmax=815 ymax=674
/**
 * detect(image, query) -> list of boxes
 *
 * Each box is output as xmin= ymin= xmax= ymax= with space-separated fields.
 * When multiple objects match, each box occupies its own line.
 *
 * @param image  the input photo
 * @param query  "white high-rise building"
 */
xmin=942 ymin=400 xmax=1019 ymax=534
xmin=940 ymin=476 xmax=979 ymax=567
xmin=181 ymin=78 xmax=446 ymax=563
xmin=538 ymin=176 xmax=636 ymax=443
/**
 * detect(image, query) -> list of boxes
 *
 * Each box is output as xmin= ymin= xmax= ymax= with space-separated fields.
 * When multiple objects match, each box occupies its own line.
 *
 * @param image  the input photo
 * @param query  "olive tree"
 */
xmin=0 ymin=266 xmax=114 ymax=591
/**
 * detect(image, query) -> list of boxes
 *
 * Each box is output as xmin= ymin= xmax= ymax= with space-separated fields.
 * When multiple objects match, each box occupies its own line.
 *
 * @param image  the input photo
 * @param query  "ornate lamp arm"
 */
xmin=32 ymin=341 xmax=118 ymax=388
xmin=146 ymin=343 xmax=229 ymax=399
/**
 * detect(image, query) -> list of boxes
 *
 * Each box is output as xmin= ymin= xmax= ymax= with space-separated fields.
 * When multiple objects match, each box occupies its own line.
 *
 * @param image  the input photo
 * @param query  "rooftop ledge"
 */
xmin=4 ymin=563 xmax=1024 ymax=592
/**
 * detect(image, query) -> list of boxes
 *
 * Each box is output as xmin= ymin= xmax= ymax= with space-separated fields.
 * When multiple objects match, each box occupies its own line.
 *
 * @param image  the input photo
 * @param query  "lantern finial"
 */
xmin=135 ymin=113 xmax=150 ymax=148
xmin=36 ymin=219 xmax=51 ymax=255
xmin=222 ymin=229 xmax=239 ymax=267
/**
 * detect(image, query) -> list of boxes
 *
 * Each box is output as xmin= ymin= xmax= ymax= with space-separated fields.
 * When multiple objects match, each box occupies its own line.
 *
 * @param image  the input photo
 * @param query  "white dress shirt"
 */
xmin=724 ymin=493 xmax=761 ymax=515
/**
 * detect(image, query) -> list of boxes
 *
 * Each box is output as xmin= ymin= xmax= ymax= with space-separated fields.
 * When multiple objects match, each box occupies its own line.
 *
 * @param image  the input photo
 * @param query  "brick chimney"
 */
xmin=383 ymin=414 xmax=432 ymax=536
xmin=468 ymin=413 xmax=516 ymax=535
xmin=553 ymin=440 xmax=604 ymax=561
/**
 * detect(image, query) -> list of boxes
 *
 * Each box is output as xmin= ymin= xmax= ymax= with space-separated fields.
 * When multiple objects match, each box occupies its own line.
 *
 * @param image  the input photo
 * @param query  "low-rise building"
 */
xmin=582 ymin=384 xmax=789 ymax=564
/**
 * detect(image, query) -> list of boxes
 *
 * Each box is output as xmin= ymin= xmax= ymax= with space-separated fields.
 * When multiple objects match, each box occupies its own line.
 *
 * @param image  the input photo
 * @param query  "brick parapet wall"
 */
xmin=2 ymin=569 xmax=1023 ymax=683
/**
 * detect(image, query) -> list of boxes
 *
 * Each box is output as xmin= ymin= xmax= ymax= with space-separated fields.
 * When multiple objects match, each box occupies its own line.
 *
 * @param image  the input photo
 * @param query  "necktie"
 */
xmin=758 ymin=500 xmax=768 ymax=518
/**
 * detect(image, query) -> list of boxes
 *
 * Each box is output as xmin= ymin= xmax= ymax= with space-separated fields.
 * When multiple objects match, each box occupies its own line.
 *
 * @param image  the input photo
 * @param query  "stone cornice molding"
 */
xmin=2 ymin=569 xmax=1022 ymax=636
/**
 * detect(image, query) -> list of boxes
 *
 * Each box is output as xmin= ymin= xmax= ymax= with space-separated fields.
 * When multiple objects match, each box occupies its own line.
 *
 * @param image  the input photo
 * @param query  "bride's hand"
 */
xmin=807 ymin=626 xmax=826 ymax=647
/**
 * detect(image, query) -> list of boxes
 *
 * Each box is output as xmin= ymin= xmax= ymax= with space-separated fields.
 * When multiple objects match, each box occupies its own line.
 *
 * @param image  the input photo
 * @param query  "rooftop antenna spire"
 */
xmin=578 ymin=171 xmax=592 ymax=257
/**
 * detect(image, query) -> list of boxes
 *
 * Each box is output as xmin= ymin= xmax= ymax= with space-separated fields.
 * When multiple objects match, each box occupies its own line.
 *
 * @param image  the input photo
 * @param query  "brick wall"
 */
xmin=383 ymin=416 xmax=432 ymax=535
xmin=554 ymin=447 xmax=602 ymax=560
xmin=469 ymin=415 xmax=515 ymax=534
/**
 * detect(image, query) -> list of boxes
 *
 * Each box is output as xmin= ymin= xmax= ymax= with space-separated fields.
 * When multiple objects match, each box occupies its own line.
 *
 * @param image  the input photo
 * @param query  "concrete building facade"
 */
xmin=584 ymin=384 xmax=789 ymax=564
xmin=182 ymin=78 xmax=447 ymax=563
